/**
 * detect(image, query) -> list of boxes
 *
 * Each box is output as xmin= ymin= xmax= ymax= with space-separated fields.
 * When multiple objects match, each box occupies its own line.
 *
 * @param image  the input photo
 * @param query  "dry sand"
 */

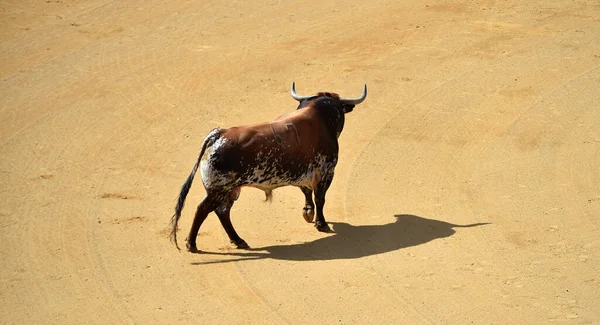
xmin=1 ymin=0 xmax=599 ymax=324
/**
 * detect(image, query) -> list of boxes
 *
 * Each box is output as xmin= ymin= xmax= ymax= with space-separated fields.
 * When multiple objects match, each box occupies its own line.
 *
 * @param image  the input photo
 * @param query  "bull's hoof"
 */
xmin=315 ymin=221 xmax=331 ymax=232
xmin=231 ymin=239 xmax=250 ymax=249
xmin=186 ymin=241 xmax=200 ymax=253
xmin=302 ymin=207 xmax=315 ymax=223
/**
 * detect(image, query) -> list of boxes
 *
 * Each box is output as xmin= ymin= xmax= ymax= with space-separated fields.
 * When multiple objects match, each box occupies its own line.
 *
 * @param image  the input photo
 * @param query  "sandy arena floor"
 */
xmin=1 ymin=0 xmax=599 ymax=323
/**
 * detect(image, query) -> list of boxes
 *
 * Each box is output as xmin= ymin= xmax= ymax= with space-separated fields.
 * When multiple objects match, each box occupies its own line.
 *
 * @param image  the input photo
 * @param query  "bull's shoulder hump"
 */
xmin=272 ymin=109 xmax=309 ymax=122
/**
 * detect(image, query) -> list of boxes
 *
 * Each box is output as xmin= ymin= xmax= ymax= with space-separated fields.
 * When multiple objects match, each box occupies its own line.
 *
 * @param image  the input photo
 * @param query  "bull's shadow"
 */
xmin=192 ymin=214 xmax=489 ymax=264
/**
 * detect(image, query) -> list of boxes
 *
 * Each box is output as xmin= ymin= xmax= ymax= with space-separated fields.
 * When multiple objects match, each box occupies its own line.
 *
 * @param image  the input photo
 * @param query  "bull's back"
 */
xmin=202 ymin=117 xmax=333 ymax=191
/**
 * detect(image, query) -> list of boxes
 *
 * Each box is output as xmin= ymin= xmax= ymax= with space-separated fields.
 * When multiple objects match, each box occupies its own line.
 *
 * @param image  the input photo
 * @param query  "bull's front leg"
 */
xmin=314 ymin=172 xmax=333 ymax=232
xmin=300 ymin=186 xmax=315 ymax=223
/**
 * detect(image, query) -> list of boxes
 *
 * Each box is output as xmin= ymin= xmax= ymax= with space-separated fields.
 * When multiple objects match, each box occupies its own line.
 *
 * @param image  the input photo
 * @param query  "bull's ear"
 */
xmin=343 ymin=104 xmax=355 ymax=113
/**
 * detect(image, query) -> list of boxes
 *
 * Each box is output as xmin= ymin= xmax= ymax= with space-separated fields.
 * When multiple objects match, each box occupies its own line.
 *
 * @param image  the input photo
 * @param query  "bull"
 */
xmin=170 ymin=82 xmax=367 ymax=252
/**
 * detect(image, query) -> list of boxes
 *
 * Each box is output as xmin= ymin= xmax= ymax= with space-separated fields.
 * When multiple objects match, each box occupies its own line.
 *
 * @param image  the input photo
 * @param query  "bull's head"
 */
xmin=290 ymin=82 xmax=367 ymax=113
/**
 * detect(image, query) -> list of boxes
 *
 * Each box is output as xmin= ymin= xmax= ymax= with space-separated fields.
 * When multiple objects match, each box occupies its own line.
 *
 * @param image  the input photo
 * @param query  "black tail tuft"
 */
xmin=170 ymin=172 xmax=196 ymax=251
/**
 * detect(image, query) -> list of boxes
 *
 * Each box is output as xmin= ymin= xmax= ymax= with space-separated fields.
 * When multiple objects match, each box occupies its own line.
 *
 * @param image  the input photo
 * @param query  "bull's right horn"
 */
xmin=290 ymin=82 xmax=313 ymax=102
xmin=339 ymin=84 xmax=367 ymax=105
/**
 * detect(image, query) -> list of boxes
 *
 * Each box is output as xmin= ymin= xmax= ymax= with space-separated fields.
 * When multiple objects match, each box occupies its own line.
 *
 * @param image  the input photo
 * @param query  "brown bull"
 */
xmin=170 ymin=82 xmax=367 ymax=252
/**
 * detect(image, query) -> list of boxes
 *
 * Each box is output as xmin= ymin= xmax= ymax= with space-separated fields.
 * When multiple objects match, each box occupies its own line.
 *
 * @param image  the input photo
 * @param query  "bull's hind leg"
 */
xmin=186 ymin=195 xmax=220 ymax=252
xmin=314 ymin=172 xmax=334 ymax=232
xmin=301 ymin=186 xmax=315 ymax=223
xmin=215 ymin=188 xmax=249 ymax=249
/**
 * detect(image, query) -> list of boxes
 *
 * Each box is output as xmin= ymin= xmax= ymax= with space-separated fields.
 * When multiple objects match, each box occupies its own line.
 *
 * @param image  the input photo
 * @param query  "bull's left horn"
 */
xmin=290 ymin=82 xmax=313 ymax=102
xmin=339 ymin=84 xmax=367 ymax=105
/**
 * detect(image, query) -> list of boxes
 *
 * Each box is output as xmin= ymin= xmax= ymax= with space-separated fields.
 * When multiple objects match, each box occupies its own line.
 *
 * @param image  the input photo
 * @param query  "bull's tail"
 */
xmin=170 ymin=129 xmax=219 ymax=250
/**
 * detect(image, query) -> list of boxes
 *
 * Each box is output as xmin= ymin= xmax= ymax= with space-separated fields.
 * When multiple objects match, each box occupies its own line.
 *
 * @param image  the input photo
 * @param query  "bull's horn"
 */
xmin=290 ymin=82 xmax=313 ymax=102
xmin=339 ymin=84 xmax=367 ymax=105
